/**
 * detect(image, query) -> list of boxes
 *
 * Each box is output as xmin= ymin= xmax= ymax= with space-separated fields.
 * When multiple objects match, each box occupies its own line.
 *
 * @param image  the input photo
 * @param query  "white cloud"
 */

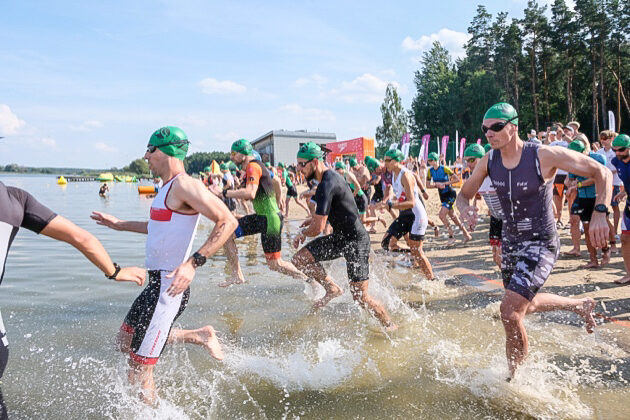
xmin=94 ymin=142 xmax=118 ymax=153
xmin=69 ymin=120 xmax=103 ymax=132
xmin=199 ymin=78 xmax=247 ymax=95
xmin=402 ymin=28 xmax=471 ymax=60
xmin=0 ymin=104 xmax=26 ymax=135
xmin=330 ymin=73 xmax=400 ymax=104
xmin=279 ymin=104 xmax=335 ymax=122
xmin=40 ymin=137 xmax=57 ymax=148
xmin=294 ymin=73 xmax=328 ymax=88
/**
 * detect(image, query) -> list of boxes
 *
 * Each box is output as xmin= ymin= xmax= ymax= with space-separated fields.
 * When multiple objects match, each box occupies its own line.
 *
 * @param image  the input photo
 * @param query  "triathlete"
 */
xmin=221 ymin=139 xmax=308 ymax=287
xmin=278 ymin=162 xmax=309 ymax=217
xmin=380 ymin=149 xmax=434 ymax=279
xmin=597 ymin=130 xmax=622 ymax=253
xmin=610 ymin=134 xmax=630 ymax=285
xmin=426 ymin=152 xmax=472 ymax=245
xmin=457 ymin=103 xmax=608 ymax=379
xmin=292 ymin=142 xmax=395 ymax=330
xmin=549 ymin=132 xmax=569 ymax=227
xmin=463 ymin=143 xmax=504 ymax=268
xmin=99 ymin=183 xmax=109 ymax=197
xmin=334 ymin=161 xmax=385 ymax=228
xmin=0 ymin=181 xmax=145 ymax=418
xmin=91 ymin=126 xmax=237 ymax=404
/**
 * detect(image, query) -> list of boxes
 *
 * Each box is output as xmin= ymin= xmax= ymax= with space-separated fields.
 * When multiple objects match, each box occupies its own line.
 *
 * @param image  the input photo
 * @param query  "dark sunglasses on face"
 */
xmin=613 ymin=147 xmax=627 ymax=153
xmin=482 ymin=116 xmax=518 ymax=134
xmin=297 ymin=159 xmax=313 ymax=168
xmin=384 ymin=158 xmax=393 ymax=162
xmin=146 ymin=140 xmax=190 ymax=154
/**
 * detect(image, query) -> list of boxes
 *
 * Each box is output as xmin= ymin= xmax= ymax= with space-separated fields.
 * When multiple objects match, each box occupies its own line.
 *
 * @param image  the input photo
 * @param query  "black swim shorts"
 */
xmin=305 ymin=232 xmax=370 ymax=282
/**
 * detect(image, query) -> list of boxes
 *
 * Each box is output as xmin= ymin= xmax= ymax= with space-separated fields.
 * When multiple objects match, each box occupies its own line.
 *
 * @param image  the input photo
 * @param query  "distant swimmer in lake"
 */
xmin=91 ymin=126 xmax=237 ymax=405
xmin=99 ymin=183 xmax=109 ymax=197
xmin=0 ymin=180 xmax=145 ymax=419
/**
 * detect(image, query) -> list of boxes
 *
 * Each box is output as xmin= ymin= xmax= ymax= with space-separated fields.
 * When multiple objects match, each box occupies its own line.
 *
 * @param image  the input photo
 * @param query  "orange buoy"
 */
xmin=138 ymin=185 xmax=157 ymax=194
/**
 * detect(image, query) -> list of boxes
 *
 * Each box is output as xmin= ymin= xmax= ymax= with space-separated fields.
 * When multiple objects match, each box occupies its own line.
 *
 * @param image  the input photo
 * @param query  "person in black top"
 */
xmin=0 ymin=181 xmax=145 ymax=418
xmin=291 ymin=143 xmax=396 ymax=331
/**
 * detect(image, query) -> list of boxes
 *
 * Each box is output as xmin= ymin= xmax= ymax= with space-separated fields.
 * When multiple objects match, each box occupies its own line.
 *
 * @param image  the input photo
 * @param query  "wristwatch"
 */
xmin=593 ymin=204 xmax=609 ymax=214
xmin=106 ymin=262 xmax=121 ymax=280
xmin=191 ymin=252 xmax=207 ymax=268
xmin=387 ymin=200 xmax=393 ymax=211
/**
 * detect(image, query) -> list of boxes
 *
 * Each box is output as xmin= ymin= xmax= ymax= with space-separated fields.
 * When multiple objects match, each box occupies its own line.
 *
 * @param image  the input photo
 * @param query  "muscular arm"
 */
xmin=302 ymin=214 xmax=327 ymax=237
xmin=226 ymin=181 xmax=257 ymax=200
xmin=90 ymin=212 xmax=148 ymax=234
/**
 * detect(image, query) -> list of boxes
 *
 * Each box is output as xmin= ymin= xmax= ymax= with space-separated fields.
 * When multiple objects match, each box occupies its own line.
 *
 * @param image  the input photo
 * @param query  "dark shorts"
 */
xmin=223 ymin=195 xmax=236 ymax=211
xmin=122 ymin=270 xmax=190 ymax=365
xmin=362 ymin=187 xmax=371 ymax=204
xmin=355 ymin=193 xmax=368 ymax=215
xmin=570 ymin=197 xmax=596 ymax=223
xmin=501 ymin=238 xmax=559 ymax=301
xmin=235 ymin=212 xmax=283 ymax=259
xmin=489 ymin=215 xmax=503 ymax=245
xmin=287 ymin=185 xmax=298 ymax=198
xmin=0 ymin=311 xmax=7 ymax=379
xmin=305 ymin=232 xmax=370 ymax=282
xmin=622 ymin=205 xmax=630 ymax=234
xmin=438 ymin=189 xmax=457 ymax=210
xmin=371 ymin=188 xmax=384 ymax=204
xmin=386 ymin=209 xmax=425 ymax=242
xmin=553 ymin=174 xmax=567 ymax=196
xmin=611 ymin=185 xmax=621 ymax=207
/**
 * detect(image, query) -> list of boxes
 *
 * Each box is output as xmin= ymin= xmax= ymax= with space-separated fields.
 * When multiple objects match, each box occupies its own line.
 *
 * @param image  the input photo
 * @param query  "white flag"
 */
xmin=609 ymin=111 xmax=616 ymax=131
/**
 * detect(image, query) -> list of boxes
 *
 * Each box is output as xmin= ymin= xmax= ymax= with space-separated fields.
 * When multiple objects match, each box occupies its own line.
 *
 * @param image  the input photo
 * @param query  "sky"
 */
xmin=0 ymin=0 xmax=558 ymax=168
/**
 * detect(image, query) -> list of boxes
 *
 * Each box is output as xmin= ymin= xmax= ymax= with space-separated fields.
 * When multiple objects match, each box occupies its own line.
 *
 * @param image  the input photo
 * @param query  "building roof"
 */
xmin=252 ymin=129 xmax=336 ymax=145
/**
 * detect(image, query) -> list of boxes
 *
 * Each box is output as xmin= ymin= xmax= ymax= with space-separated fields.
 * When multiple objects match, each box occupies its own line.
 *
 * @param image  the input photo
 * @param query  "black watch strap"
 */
xmin=593 ymin=204 xmax=608 ymax=213
xmin=192 ymin=252 xmax=207 ymax=268
xmin=106 ymin=263 xmax=121 ymax=280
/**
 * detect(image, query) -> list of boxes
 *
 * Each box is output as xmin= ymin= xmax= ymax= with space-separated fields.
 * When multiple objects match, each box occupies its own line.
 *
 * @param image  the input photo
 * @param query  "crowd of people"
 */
xmin=1 ymin=102 xmax=628 ymax=410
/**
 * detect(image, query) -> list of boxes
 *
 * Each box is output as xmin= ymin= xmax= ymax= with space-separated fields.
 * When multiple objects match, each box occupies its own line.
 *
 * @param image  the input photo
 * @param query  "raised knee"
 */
xmin=499 ymin=302 xmax=523 ymax=324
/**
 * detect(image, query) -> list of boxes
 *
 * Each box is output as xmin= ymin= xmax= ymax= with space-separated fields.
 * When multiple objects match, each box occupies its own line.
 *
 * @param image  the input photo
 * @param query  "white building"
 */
xmin=251 ymin=129 xmax=336 ymax=166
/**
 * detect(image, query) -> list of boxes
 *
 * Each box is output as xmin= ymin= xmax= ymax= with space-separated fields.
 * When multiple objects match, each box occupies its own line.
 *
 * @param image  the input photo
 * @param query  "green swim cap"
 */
xmin=427 ymin=152 xmax=439 ymax=161
xmin=484 ymin=144 xmax=492 ymax=153
xmin=264 ymin=162 xmax=271 ymax=168
xmin=231 ymin=138 xmax=253 ymax=156
xmin=349 ymin=158 xmax=358 ymax=167
xmin=148 ymin=126 xmax=190 ymax=161
xmin=297 ymin=142 xmax=324 ymax=161
xmin=219 ymin=163 xmax=228 ymax=171
xmin=568 ymin=140 xmax=585 ymax=153
xmin=364 ymin=156 xmax=380 ymax=171
xmin=384 ymin=148 xmax=404 ymax=162
xmin=613 ymin=134 xmax=630 ymax=148
xmin=464 ymin=144 xmax=485 ymax=158
xmin=203 ymin=166 xmax=211 ymax=172
xmin=334 ymin=161 xmax=346 ymax=170
xmin=483 ymin=102 xmax=518 ymax=126
xmin=278 ymin=162 xmax=285 ymax=168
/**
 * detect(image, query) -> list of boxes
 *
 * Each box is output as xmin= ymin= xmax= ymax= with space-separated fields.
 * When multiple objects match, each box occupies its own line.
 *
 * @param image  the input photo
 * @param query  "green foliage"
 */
xmin=375 ymin=84 xmax=408 ymax=155
xmin=183 ymin=151 xmax=230 ymax=174
xmin=127 ymin=158 xmax=149 ymax=175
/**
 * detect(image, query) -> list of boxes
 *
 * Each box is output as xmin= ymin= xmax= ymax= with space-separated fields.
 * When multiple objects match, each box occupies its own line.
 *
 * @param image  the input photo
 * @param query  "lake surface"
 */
xmin=0 ymin=174 xmax=628 ymax=419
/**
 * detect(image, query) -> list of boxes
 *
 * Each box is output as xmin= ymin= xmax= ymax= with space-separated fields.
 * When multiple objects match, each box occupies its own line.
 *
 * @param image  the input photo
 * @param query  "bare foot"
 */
xmin=562 ymin=250 xmax=581 ymax=257
xmin=601 ymin=251 xmax=610 ymax=266
xmin=218 ymin=276 xmax=245 ymax=287
xmin=580 ymin=261 xmax=599 ymax=269
xmin=433 ymin=226 xmax=440 ymax=238
xmin=446 ymin=237 xmax=456 ymax=247
xmin=614 ymin=276 xmax=630 ymax=285
xmin=313 ymin=285 xmax=343 ymax=308
xmin=198 ymin=326 xmax=224 ymax=360
xmin=462 ymin=233 xmax=472 ymax=243
xmin=577 ymin=298 xmax=596 ymax=333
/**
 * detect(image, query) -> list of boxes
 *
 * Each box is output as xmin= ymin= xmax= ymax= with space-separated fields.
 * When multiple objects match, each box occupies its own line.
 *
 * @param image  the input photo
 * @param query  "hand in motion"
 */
xmin=293 ymin=233 xmax=306 ymax=249
xmin=458 ymin=203 xmax=479 ymax=231
xmin=115 ymin=266 xmax=146 ymax=286
xmin=165 ymin=260 xmax=196 ymax=296
xmin=91 ymin=211 xmax=122 ymax=230
xmin=422 ymin=191 xmax=429 ymax=200
xmin=589 ymin=213 xmax=610 ymax=248
xmin=613 ymin=191 xmax=626 ymax=203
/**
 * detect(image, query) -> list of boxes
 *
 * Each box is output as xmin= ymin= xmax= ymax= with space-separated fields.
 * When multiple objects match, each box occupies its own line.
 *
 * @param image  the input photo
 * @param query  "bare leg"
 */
xmin=449 ymin=209 xmax=472 ymax=242
xmin=563 ymin=214 xmax=581 ymax=256
xmin=128 ymin=362 xmax=157 ymax=405
xmin=284 ymin=197 xmax=291 ymax=217
xmin=167 ymin=325 xmax=224 ymax=360
xmin=408 ymin=239 xmax=434 ymax=280
xmin=350 ymin=280 xmax=396 ymax=330
xmin=613 ymin=205 xmax=620 ymax=238
xmin=492 ymin=243 xmax=502 ymax=269
xmin=525 ymin=292 xmax=596 ymax=333
xmin=292 ymin=197 xmax=310 ymax=215
xmin=500 ymin=291 xmax=529 ymax=378
xmin=267 ymin=257 xmax=309 ymax=280
xmin=439 ymin=207 xmax=455 ymax=245
xmin=292 ymin=249 xmax=343 ymax=307
xmin=220 ymin=235 xmax=245 ymax=287
xmin=582 ymin=223 xmax=599 ymax=268
xmin=615 ymin=234 xmax=630 ymax=284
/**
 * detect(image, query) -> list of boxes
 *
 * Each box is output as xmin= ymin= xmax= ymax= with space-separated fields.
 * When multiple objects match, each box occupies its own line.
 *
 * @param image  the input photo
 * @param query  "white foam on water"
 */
xmin=226 ymin=338 xmax=363 ymax=391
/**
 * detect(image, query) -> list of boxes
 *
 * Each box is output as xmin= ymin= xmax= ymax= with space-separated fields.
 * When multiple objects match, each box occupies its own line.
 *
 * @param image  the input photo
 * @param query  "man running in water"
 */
xmin=278 ymin=162 xmax=309 ymax=217
xmin=91 ymin=126 xmax=237 ymax=404
xmin=611 ymin=134 xmax=630 ymax=285
xmin=380 ymin=149 xmax=434 ymax=280
xmin=292 ymin=142 xmax=395 ymax=330
xmin=426 ymin=152 xmax=472 ymax=246
xmin=463 ymin=143 xmax=504 ymax=268
xmin=334 ymin=162 xmax=386 ymax=228
xmin=457 ymin=103 xmax=608 ymax=379
xmin=1 ymin=181 xmax=145 ymax=418
xmin=221 ymin=139 xmax=308 ymax=287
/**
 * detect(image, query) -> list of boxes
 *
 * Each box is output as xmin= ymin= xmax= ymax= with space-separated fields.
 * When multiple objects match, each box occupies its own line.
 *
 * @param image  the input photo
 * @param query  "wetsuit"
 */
xmin=478 ymin=177 xmax=504 ymax=245
xmin=0 ymin=181 xmax=57 ymax=418
xmin=427 ymin=166 xmax=457 ymax=209
xmin=611 ymin=156 xmax=630 ymax=234
xmin=343 ymin=172 xmax=368 ymax=215
xmin=234 ymin=160 xmax=283 ymax=260
xmin=487 ymin=143 xmax=558 ymax=301
xmin=122 ymin=174 xmax=200 ymax=365
xmin=569 ymin=153 xmax=606 ymax=222
xmin=383 ymin=168 xmax=428 ymax=247
xmin=370 ymin=173 xmax=384 ymax=203
xmin=283 ymin=169 xmax=298 ymax=198
xmin=305 ymin=170 xmax=371 ymax=282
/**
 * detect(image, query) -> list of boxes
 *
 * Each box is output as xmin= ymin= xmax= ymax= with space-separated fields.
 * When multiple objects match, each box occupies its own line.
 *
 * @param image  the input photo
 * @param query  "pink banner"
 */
xmin=476 ymin=138 xmax=482 ymax=145
xmin=441 ymin=136 xmax=449 ymax=158
xmin=459 ymin=138 xmax=466 ymax=159
xmin=400 ymin=132 xmax=410 ymax=146
xmin=422 ymin=134 xmax=430 ymax=161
